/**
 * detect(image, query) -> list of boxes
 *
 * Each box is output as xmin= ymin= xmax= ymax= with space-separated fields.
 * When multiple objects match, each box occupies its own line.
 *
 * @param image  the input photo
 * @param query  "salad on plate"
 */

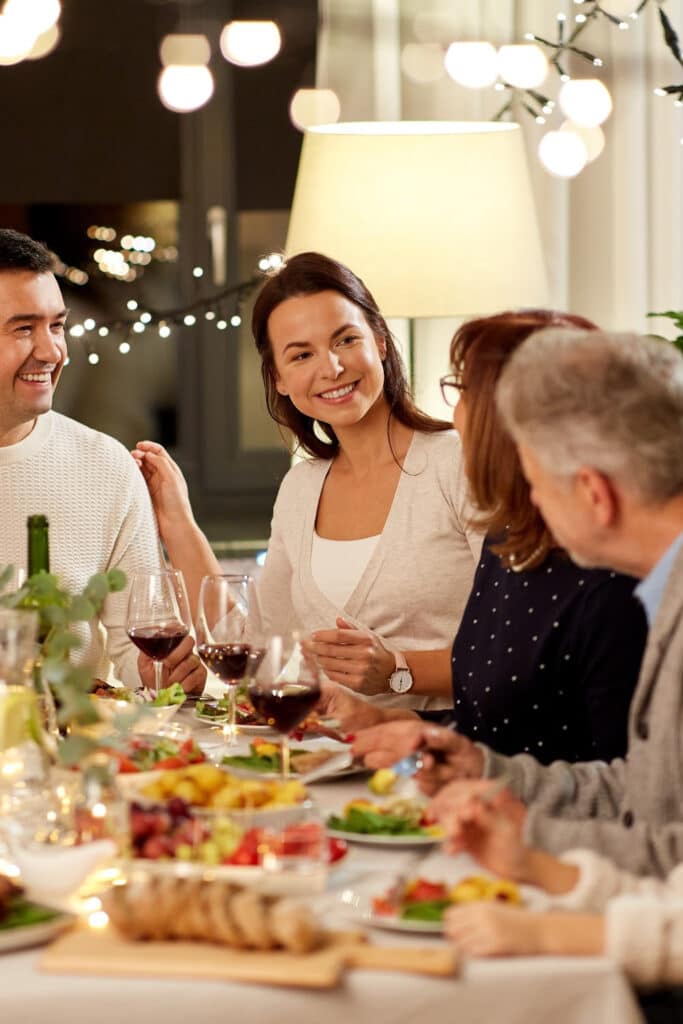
xmin=326 ymin=796 xmax=444 ymax=841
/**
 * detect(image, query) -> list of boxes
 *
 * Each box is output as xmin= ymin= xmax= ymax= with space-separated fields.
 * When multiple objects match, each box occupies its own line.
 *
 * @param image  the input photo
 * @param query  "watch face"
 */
xmin=389 ymin=668 xmax=413 ymax=694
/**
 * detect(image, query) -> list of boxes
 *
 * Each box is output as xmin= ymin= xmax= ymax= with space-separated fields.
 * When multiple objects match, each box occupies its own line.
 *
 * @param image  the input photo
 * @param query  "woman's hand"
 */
xmin=444 ymin=903 xmax=547 ymax=958
xmin=351 ymin=720 xmax=484 ymax=793
xmin=432 ymin=782 xmax=531 ymax=881
xmin=131 ymin=441 xmax=195 ymax=542
xmin=309 ymin=618 xmax=396 ymax=695
xmin=137 ymin=634 xmax=206 ymax=695
xmin=314 ymin=679 xmax=390 ymax=731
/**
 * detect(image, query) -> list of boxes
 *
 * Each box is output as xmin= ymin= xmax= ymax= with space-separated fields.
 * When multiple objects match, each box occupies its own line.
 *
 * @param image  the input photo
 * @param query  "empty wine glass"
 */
xmin=195 ymin=575 xmax=255 ymax=744
xmin=247 ymin=635 xmax=322 ymax=779
xmin=126 ymin=571 xmax=191 ymax=697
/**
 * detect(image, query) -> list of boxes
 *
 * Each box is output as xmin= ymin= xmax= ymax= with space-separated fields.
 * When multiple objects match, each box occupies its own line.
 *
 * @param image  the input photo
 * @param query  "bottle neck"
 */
xmin=27 ymin=519 xmax=50 ymax=576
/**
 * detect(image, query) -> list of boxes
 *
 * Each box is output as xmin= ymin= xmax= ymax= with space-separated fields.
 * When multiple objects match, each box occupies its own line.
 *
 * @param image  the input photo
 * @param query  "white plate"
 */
xmin=221 ymin=738 xmax=354 ymax=780
xmin=326 ymin=828 xmax=442 ymax=847
xmin=0 ymin=912 xmax=72 ymax=953
xmin=337 ymin=886 xmax=444 ymax=934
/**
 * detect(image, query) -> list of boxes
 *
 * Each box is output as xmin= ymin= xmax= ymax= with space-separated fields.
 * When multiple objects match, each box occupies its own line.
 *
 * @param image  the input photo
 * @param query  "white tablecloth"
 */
xmin=1 ymin=732 xmax=645 ymax=1024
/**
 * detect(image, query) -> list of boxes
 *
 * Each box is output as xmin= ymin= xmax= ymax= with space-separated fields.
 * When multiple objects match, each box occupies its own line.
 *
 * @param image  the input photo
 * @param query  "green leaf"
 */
xmin=58 ymin=734 xmax=100 ymax=767
xmin=43 ymin=605 xmax=68 ymax=628
xmin=107 ymin=568 xmax=127 ymax=593
xmin=44 ymin=631 xmax=80 ymax=658
xmin=83 ymin=574 xmax=109 ymax=603
xmin=0 ymin=565 xmax=14 ymax=592
xmin=68 ymin=596 xmax=96 ymax=622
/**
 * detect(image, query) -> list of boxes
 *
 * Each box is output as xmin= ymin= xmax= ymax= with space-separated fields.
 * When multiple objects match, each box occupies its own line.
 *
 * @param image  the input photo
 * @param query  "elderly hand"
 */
xmin=137 ymin=634 xmax=205 ymax=695
xmin=431 ymin=781 xmax=530 ymax=881
xmin=309 ymin=618 xmax=396 ymax=695
xmin=444 ymin=903 xmax=547 ymax=958
xmin=131 ymin=441 xmax=194 ymax=542
xmin=351 ymin=720 xmax=484 ymax=793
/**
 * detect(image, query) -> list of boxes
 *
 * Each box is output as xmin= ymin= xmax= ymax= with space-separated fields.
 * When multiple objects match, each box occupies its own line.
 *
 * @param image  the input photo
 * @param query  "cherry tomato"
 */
xmin=327 ymin=837 xmax=348 ymax=863
xmin=405 ymin=879 xmax=448 ymax=903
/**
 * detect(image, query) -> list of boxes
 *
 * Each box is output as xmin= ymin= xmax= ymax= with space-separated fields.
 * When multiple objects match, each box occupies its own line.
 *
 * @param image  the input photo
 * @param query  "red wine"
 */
xmin=248 ymin=682 xmax=321 ymax=734
xmin=127 ymin=625 xmax=188 ymax=661
xmin=197 ymin=642 xmax=252 ymax=683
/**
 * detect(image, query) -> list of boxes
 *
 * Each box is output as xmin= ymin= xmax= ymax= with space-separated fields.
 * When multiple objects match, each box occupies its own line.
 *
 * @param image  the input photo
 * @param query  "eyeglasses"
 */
xmin=439 ymin=373 xmax=467 ymax=408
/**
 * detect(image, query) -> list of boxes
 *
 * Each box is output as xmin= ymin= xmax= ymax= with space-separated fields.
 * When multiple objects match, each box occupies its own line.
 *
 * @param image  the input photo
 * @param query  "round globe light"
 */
xmin=400 ymin=42 xmax=445 ymax=84
xmin=157 ymin=65 xmax=215 ymax=113
xmin=560 ymin=120 xmax=605 ymax=162
xmin=538 ymin=130 xmax=588 ymax=178
xmin=289 ymin=88 xmax=341 ymax=131
xmin=220 ymin=20 xmax=281 ymax=67
xmin=559 ymin=78 xmax=613 ymax=126
xmin=497 ymin=44 xmax=548 ymax=89
xmin=444 ymin=41 xmax=498 ymax=89
xmin=4 ymin=0 xmax=60 ymax=36
xmin=160 ymin=33 xmax=211 ymax=68
xmin=0 ymin=13 xmax=36 ymax=64
xmin=25 ymin=22 xmax=60 ymax=60
xmin=599 ymin=0 xmax=637 ymax=17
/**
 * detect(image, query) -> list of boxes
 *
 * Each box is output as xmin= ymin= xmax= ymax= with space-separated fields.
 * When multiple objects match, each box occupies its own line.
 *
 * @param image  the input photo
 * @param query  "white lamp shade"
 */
xmin=285 ymin=121 xmax=548 ymax=318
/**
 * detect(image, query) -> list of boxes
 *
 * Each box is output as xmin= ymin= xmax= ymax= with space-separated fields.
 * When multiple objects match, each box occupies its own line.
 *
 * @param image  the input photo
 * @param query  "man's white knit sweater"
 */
xmin=0 ymin=411 xmax=162 ymax=687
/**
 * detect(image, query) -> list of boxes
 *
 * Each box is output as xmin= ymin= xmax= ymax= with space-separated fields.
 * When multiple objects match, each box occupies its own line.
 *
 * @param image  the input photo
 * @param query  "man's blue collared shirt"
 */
xmin=634 ymin=531 xmax=683 ymax=627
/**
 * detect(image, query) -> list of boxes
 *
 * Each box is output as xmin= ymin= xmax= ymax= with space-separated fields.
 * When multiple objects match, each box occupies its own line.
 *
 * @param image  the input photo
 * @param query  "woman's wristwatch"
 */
xmin=388 ymin=650 xmax=414 ymax=694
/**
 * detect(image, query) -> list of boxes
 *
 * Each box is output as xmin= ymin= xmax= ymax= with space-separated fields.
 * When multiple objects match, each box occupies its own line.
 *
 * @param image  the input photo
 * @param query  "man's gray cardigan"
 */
xmin=482 ymin=539 xmax=683 ymax=876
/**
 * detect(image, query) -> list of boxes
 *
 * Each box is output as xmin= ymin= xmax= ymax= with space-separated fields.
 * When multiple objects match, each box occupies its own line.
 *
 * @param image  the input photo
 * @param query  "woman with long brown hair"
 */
xmin=133 ymin=252 xmax=481 ymax=710
xmin=315 ymin=310 xmax=647 ymax=763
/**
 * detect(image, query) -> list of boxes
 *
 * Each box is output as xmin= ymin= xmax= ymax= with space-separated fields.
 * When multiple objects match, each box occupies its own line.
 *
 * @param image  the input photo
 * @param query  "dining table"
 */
xmin=1 ymin=710 xmax=645 ymax=1024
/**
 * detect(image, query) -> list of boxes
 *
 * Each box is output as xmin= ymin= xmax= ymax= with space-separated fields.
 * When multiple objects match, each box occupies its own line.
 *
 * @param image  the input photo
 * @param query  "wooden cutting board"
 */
xmin=40 ymin=925 xmax=458 ymax=989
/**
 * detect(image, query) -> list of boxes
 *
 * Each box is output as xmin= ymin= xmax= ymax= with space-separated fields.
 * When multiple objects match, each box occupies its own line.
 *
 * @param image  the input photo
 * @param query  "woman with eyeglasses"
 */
xmin=132 ymin=251 xmax=482 ymax=712
xmin=314 ymin=310 xmax=647 ymax=764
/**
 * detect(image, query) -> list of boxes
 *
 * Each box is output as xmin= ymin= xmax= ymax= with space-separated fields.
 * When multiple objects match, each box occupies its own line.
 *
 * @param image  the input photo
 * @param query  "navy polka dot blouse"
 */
xmin=448 ymin=538 xmax=647 ymax=764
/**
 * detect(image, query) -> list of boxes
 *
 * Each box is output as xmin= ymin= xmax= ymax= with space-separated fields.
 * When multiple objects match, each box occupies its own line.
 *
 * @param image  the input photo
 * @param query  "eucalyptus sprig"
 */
xmin=647 ymin=310 xmax=683 ymax=354
xmin=0 ymin=565 xmax=127 ymax=764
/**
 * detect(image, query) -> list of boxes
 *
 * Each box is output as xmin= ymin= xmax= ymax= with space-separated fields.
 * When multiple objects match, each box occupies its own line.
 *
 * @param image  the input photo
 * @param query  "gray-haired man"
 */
xmin=354 ymin=328 xmax=683 ymax=876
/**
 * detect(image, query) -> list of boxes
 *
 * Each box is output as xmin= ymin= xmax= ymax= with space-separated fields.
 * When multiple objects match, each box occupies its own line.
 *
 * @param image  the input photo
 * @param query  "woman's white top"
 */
xmin=250 ymin=430 xmax=483 ymax=712
xmin=311 ymin=532 xmax=381 ymax=610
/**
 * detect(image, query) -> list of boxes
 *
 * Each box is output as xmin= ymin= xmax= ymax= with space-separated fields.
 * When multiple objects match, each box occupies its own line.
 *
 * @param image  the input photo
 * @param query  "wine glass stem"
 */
xmin=153 ymin=660 xmax=163 ymax=697
xmin=281 ymin=735 xmax=290 ymax=780
xmin=222 ymin=684 xmax=237 ymax=746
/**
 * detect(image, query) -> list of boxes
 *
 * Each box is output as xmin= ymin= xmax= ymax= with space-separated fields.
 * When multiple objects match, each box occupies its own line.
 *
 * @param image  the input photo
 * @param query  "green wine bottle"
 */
xmin=24 ymin=514 xmax=60 ymax=745
xmin=27 ymin=513 xmax=50 ymax=580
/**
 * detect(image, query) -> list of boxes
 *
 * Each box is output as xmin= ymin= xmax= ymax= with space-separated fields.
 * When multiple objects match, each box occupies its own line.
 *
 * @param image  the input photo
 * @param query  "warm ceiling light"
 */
xmin=559 ymin=79 xmax=613 ymax=126
xmin=538 ymin=130 xmax=588 ymax=178
xmin=444 ymin=42 xmax=498 ymax=89
xmin=158 ymin=66 xmax=215 ymax=113
xmin=4 ymin=0 xmax=60 ymax=36
xmin=0 ymin=13 xmax=37 ymax=64
xmin=289 ymin=88 xmax=341 ymax=131
xmin=159 ymin=33 xmax=211 ymax=67
xmin=497 ymin=44 xmax=548 ymax=89
xmin=25 ymin=22 xmax=60 ymax=60
xmin=219 ymin=20 xmax=281 ymax=67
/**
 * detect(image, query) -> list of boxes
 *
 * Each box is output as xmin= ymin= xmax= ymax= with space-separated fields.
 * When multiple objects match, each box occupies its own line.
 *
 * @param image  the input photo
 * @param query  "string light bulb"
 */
xmin=158 ymin=34 xmax=213 ymax=114
xmin=497 ymin=44 xmax=548 ymax=89
xmin=560 ymin=120 xmax=605 ymax=162
xmin=559 ymin=78 xmax=613 ymax=126
xmin=444 ymin=41 xmax=498 ymax=89
xmin=538 ymin=130 xmax=588 ymax=178
xmin=219 ymin=20 xmax=281 ymax=67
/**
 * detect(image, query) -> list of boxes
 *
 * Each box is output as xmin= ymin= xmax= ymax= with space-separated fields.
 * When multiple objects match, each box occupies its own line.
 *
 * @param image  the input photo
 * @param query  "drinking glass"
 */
xmin=126 ymin=571 xmax=191 ymax=697
xmin=247 ymin=634 xmax=322 ymax=779
xmin=0 ymin=609 xmax=49 ymax=815
xmin=195 ymin=574 xmax=255 ymax=745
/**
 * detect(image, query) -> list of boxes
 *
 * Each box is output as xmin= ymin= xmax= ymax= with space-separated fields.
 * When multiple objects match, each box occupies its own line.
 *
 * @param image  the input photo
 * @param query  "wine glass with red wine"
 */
xmin=126 ymin=570 xmax=191 ymax=697
xmin=247 ymin=635 xmax=322 ymax=779
xmin=195 ymin=574 xmax=256 ymax=744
